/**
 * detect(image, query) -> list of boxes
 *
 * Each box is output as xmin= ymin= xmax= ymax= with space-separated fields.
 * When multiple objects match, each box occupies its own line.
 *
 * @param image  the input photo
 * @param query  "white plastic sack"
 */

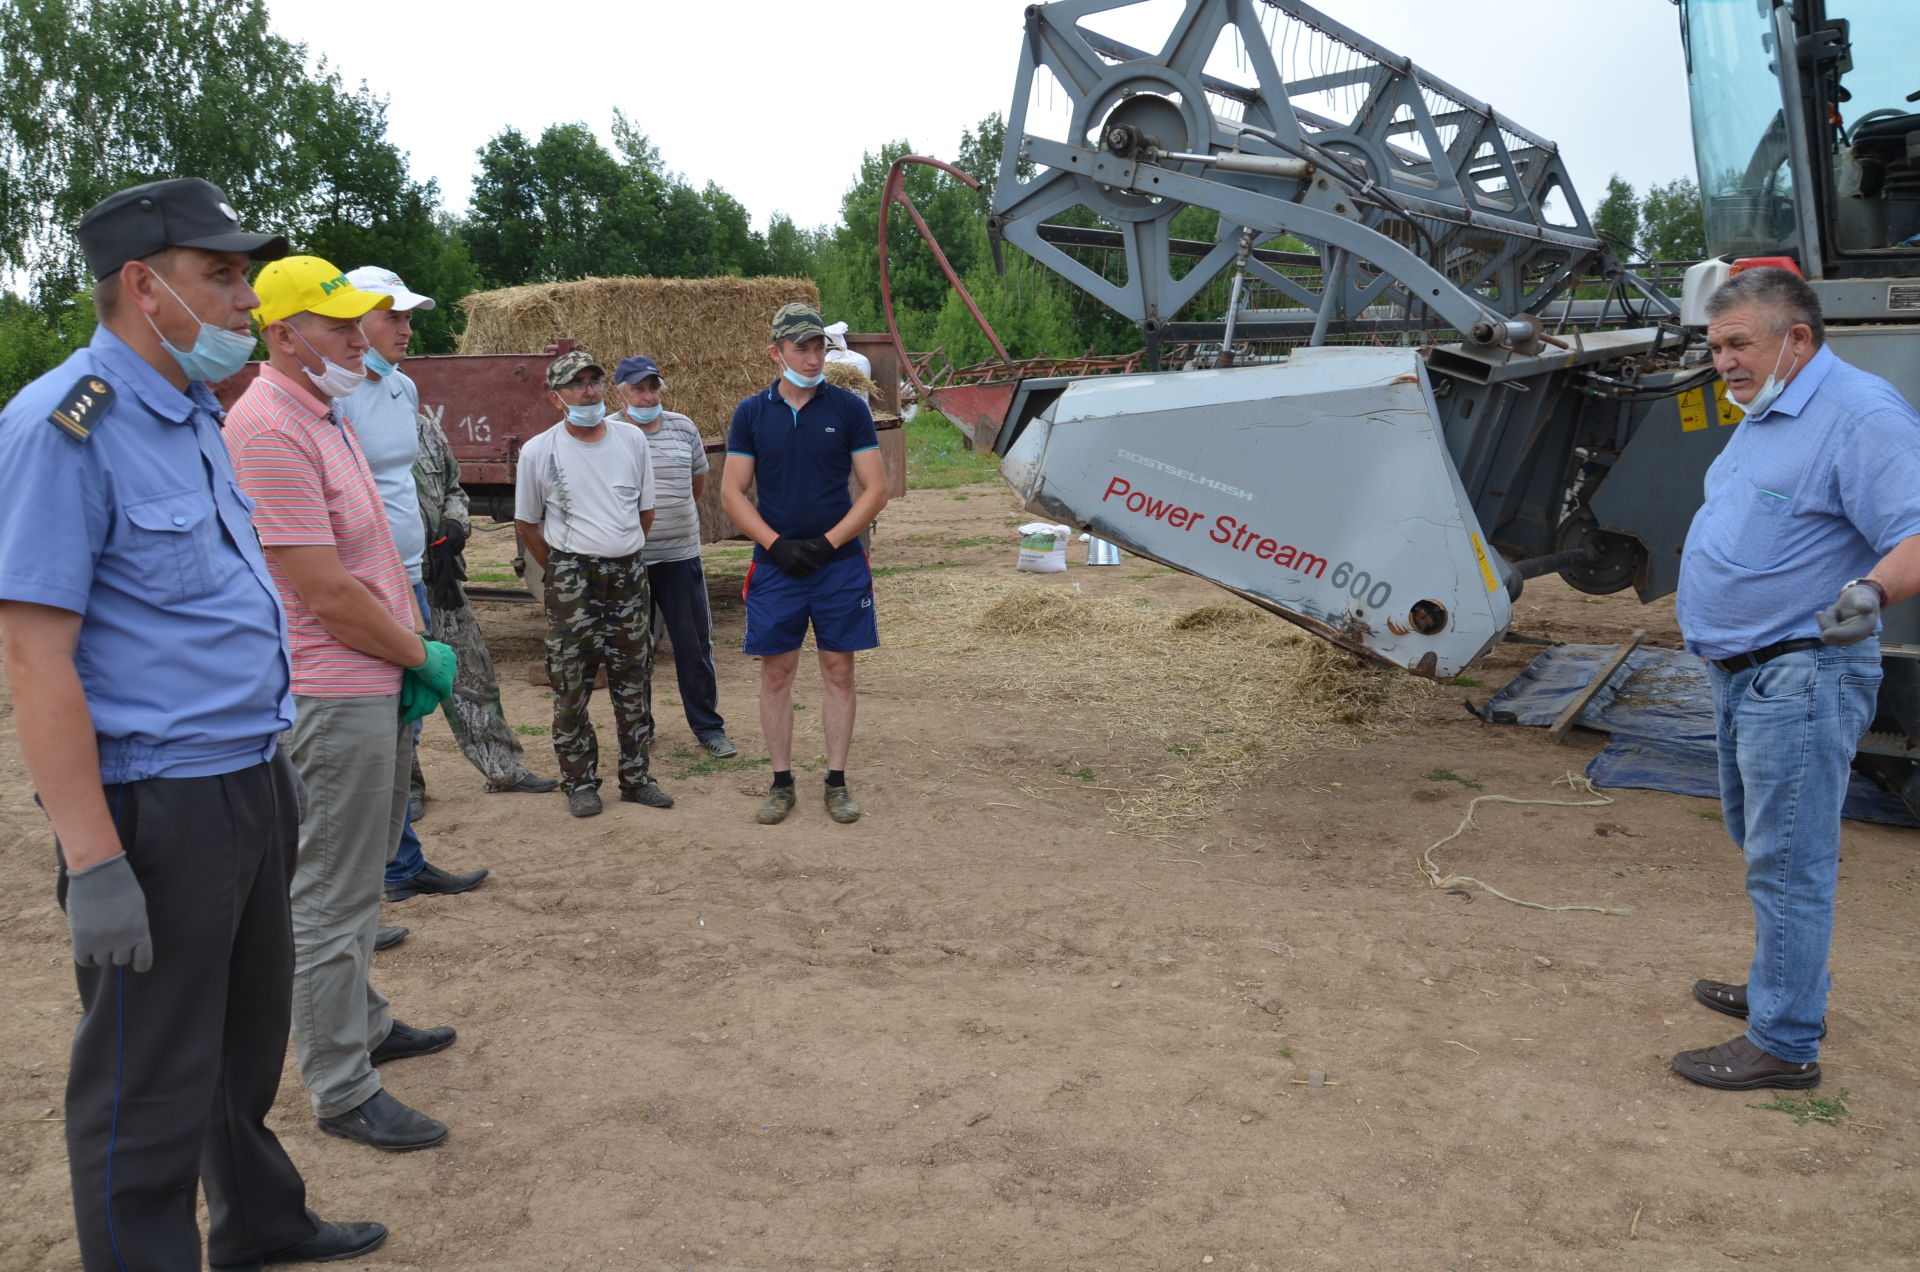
xmin=1016 ymin=521 xmax=1072 ymax=573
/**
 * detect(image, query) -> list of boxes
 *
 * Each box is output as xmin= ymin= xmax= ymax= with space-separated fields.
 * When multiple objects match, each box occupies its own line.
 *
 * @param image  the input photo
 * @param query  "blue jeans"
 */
xmin=1708 ymin=643 xmax=1881 ymax=1062
xmin=385 ymin=582 xmax=430 ymax=889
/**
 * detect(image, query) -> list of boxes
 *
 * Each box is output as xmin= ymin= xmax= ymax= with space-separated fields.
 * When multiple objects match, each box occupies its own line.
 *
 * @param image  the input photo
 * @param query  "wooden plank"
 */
xmin=1549 ymin=629 xmax=1646 ymax=744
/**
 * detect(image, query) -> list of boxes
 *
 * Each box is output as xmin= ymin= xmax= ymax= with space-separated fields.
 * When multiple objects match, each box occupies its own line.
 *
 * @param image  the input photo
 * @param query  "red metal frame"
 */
xmin=877 ymin=156 xmax=1015 ymax=422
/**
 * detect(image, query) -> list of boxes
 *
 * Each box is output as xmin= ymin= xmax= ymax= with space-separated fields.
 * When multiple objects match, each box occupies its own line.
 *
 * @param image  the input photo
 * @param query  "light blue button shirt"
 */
xmin=1677 ymin=344 xmax=1920 ymax=660
xmin=0 ymin=327 xmax=294 ymax=782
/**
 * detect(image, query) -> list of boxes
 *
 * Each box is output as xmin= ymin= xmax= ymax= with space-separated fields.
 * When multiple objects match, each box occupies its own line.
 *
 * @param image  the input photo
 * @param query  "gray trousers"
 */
xmin=286 ymin=694 xmax=408 ymax=1118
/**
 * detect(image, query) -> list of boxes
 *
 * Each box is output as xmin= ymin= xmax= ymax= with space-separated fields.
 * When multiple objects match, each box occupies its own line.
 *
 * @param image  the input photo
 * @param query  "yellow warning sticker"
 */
xmin=1678 ymin=387 xmax=1708 ymax=432
xmin=1470 ymin=532 xmax=1498 ymax=594
xmin=1714 ymin=381 xmax=1744 ymax=426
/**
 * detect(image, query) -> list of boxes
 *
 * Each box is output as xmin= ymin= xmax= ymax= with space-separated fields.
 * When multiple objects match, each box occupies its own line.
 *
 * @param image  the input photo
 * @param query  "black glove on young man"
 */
xmin=769 ymin=536 xmax=825 ymax=578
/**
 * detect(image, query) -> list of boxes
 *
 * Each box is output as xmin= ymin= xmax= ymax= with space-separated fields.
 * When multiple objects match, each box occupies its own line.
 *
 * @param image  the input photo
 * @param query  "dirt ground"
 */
xmin=3 ymin=480 xmax=1919 ymax=1272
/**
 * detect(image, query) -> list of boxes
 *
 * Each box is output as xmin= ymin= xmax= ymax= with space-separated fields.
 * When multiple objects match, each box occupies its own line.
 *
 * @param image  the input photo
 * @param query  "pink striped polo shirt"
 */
xmin=225 ymin=365 xmax=412 ymax=698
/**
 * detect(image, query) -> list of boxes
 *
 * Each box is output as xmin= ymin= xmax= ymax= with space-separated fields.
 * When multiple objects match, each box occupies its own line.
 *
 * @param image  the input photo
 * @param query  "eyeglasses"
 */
xmin=559 ymin=377 xmax=604 ymax=397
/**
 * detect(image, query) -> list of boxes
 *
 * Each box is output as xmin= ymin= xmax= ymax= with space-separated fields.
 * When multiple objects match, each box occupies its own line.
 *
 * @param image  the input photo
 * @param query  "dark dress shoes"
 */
xmin=317 ymin=1089 xmax=448 ymax=1152
xmin=384 ymin=860 xmax=488 ymax=902
xmin=370 ymin=1019 xmax=456 ymax=1066
xmin=211 ymin=1218 xmax=388 ymax=1269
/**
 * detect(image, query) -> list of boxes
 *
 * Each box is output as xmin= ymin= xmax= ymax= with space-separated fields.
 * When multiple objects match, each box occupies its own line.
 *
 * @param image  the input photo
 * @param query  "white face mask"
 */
xmin=288 ymin=324 xmax=366 ymax=399
xmin=1740 ymin=337 xmax=1798 ymax=419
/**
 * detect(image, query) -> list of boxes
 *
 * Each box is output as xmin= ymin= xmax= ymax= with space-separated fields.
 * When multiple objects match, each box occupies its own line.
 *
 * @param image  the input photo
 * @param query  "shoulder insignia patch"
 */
xmin=49 ymin=376 xmax=114 ymax=442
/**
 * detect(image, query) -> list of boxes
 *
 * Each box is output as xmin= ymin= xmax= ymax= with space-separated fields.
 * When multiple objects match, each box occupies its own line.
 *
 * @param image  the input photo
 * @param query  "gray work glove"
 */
xmin=65 ymin=853 xmax=153 ymax=973
xmin=1816 ymin=582 xmax=1882 ymax=646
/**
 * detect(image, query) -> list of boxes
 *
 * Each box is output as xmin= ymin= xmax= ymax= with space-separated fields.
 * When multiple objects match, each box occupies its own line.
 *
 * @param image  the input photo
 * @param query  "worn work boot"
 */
xmin=485 ymin=771 xmax=559 ymax=794
xmin=373 ymin=925 xmax=409 ymax=952
xmin=568 ymin=785 xmax=603 ymax=818
xmin=756 ymin=784 xmax=797 ymax=825
xmin=824 ymin=783 xmax=862 ymax=824
xmin=697 ymin=730 xmax=738 ymax=759
xmin=620 ymin=776 xmax=675 ymax=808
xmin=370 ymin=1019 xmax=457 ymax=1067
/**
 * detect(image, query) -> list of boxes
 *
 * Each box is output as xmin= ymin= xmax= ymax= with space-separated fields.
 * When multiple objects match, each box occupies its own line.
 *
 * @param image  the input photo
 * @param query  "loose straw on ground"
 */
xmin=879 ymin=574 xmax=1434 ymax=832
xmin=1418 ymin=773 xmax=1631 ymax=915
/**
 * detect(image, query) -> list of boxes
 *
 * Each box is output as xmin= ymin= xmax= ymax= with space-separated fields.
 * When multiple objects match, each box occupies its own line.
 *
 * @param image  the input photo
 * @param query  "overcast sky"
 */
xmin=265 ymin=0 xmax=1697 ymax=233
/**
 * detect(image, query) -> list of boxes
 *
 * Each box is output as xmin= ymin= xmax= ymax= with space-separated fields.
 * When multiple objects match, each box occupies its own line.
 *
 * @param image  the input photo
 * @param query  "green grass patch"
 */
xmin=1058 ymin=765 xmax=1095 ymax=781
xmin=661 ymin=744 xmax=769 ymax=781
xmin=1423 ymin=767 xmax=1483 ymax=790
xmin=466 ymin=570 xmax=518 ymax=583
xmin=1699 ymin=809 xmax=1725 ymax=822
xmin=706 ymin=546 xmax=754 ymax=560
xmin=1750 ymin=1089 xmax=1851 ymax=1127
xmin=1451 ymin=676 xmax=1484 ymax=687
xmin=514 ymin=724 xmax=549 ymax=736
xmin=905 ymin=411 xmax=1002 ymax=490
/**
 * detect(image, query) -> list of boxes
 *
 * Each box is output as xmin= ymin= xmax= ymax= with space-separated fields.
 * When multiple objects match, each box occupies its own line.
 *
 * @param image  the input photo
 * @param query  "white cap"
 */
xmin=345 ymin=265 xmax=436 ymax=311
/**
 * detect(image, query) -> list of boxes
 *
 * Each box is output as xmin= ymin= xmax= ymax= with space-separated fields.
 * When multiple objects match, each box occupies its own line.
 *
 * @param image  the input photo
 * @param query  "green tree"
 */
xmin=1640 ymin=176 xmax=1707 ymax=261
xmin=1593 ymin=174 xmax=1641 ymax=261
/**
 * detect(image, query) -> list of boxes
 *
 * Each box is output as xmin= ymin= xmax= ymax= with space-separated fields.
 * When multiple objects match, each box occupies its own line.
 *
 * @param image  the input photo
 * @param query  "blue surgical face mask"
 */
xmin=627 ymin=403 xmax=662 ymax=424
xmin=565 ymin=401 xmax=605 ymax=428
xmin=143 ymin=272 xmax=256 ymax=383
xmin=1740 ymin=338 xmax=1798 ymax=419
xmin=778 ymin=349 xmax=825 ymax=389
xmin=362 ymin=346 xmax=398 ymax=378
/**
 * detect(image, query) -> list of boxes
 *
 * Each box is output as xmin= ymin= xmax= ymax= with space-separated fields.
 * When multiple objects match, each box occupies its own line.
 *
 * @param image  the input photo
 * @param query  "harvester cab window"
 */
xmin=1684 ymin=0 xmax=1799 ymax=258
xmin=1822 ymin=0 xmax=1920 ymax=254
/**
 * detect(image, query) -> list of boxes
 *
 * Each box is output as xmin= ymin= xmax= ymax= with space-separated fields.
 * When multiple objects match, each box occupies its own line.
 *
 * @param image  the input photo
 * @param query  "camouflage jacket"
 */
xmin=413 ymin=407 xmax=470 ymax=543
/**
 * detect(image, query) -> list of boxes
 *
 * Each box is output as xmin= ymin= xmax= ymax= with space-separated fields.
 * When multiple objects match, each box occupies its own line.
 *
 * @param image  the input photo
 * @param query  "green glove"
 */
xmin=398 ymin=670 xmax=438 ymax=725
xmin=409 ymin=637 xmax=458 ymax=700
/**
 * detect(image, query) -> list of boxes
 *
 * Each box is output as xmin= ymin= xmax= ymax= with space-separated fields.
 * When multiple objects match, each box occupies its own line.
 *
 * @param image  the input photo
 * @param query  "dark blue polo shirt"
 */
xmin=726 ymin=380 xmax=879 ymax=565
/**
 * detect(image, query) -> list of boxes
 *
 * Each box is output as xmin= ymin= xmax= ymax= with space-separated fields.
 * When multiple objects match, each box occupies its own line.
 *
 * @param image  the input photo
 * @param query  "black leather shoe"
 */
xmin=620 ymin=776 xmax=675 ymax=808
xmin=373 ymin=925 xmax=408 ymax=952
xmin=317 ymin=1089 xmax=447 ymax=1152
xmin=1671 ymin=1034 xmax=1820 ymax=1090
xmin=384 ymin=861 xmax=488 ymax=902
xmin=211 ymin=1219 xmax=389 ymax=1269
xmin=370 ymin=1019 xmax=456 ymax=1066
xmin=1691 ymin=978 xmax=1826 ymax=1037
xmin=486 ymin=771 xmax=560 ymax=793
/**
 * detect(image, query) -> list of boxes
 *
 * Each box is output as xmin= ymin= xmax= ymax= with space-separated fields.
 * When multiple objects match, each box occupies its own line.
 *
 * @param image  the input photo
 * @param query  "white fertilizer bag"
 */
xmin=1016 ymin=522 xmax=1072 ymax=573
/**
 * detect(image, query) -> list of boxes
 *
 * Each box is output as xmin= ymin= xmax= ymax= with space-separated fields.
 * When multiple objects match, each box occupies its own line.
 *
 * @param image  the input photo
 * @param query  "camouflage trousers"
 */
xmin=544 ymin=550 xmax=654 ymax=793
xmin=409 ymin=592 xmax=541 ymax=798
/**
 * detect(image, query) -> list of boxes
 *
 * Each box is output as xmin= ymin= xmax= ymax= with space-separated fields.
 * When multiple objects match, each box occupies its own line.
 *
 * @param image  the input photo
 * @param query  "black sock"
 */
xmin=825 ymin=769 xmax=846 ymax=788
xmin=771 ymin=770 xmax=794 ymax=789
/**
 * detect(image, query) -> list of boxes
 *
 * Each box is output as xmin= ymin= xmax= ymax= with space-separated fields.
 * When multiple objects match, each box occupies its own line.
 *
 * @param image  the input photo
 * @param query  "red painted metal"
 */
xmin=878 ymin=155 xmax=1014 ymax=413
xmin=925 ymin=382 xmax=1021 ymax=450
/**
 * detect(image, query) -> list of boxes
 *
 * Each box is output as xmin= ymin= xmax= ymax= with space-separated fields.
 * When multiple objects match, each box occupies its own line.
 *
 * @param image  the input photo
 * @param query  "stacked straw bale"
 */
xmin=458 ymin=276 xmax=820 ymax=439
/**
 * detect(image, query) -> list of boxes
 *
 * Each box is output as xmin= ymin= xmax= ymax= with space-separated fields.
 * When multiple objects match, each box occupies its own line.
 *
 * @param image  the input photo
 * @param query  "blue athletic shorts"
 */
xmin=742 ymin=551 xmax=879 ymax=655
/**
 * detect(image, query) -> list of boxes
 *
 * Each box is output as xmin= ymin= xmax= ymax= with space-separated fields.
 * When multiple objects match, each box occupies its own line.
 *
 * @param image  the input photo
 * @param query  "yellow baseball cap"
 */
xmin=252 ymin=254 xmax=393 ymax=326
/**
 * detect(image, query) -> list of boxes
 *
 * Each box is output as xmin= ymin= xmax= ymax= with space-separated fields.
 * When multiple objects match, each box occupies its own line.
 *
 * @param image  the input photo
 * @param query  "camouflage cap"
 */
xmin=770 ymin=301 xmax=826 ymax=344
xmin=545 ymin=349 xmax=605 ymax=390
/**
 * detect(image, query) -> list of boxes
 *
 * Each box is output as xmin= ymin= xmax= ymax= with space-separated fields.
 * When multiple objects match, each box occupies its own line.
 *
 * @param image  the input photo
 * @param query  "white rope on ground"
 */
xmin=1418 ymin=773 xmax=1633 ymax=915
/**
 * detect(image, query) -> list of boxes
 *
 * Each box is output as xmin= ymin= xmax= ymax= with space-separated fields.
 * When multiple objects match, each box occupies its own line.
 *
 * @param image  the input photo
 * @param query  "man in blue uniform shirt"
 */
xmin=1671 ymin=266 xmax=1920 ymax=1091
xmin=0 ymin=179 xmax=385 ymax=1270
xmin=722 ymin=302 xmax=888 ymax=826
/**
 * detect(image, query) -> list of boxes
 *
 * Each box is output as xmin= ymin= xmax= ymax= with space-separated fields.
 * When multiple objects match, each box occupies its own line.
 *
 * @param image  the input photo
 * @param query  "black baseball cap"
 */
xmin=76 ymin=178 xmax=289 ymax=280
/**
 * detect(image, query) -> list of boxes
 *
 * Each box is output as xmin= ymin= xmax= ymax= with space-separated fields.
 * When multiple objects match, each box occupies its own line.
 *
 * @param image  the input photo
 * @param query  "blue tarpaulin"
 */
xmin=1480 ymin=643 xmax=1918 ymax=827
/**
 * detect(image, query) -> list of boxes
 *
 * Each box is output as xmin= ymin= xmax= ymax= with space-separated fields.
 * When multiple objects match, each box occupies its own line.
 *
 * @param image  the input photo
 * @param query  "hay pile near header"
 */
xmin=457 ymin=276 xmax=819 ymax=439
xmin=878 ymin=574 xmax=1435 ymax=834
